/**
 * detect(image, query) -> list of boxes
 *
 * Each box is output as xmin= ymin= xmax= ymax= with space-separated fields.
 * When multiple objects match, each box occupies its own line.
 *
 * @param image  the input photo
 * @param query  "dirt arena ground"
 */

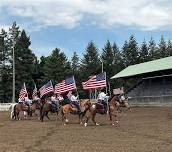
xmin=0 ymin=107 xmax=172 ymax=152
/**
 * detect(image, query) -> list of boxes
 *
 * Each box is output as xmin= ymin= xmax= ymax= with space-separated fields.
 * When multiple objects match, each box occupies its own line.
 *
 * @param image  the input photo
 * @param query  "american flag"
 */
xmin=19 ymin=82 xmax=28 ymax=100
xmin=54 ymin=76 xmax=76 ymax=94
xmin=39 ymin=80 xmax=54 ymax=98
xmin=82 ymin=73 xmax=106 ymax=90
xmin=32 ymin=84 xmax=38 ymax=99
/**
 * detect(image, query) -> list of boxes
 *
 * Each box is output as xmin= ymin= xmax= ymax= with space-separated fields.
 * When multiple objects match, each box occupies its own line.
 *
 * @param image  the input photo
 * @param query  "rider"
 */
xmin=56 ymin=93 xmax=64 ymax=105
xmin=68 ymin=91 xmax=81 ymax=114
xmin=50 ymin=94 xmax=59 ymax=111
xmin=97 ymin=89 xmax=109 ymax=113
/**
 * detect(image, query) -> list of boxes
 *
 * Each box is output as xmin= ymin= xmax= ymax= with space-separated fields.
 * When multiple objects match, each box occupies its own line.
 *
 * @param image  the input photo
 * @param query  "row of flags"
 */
xmin=19 ymin=72 xmax=107 ymax=100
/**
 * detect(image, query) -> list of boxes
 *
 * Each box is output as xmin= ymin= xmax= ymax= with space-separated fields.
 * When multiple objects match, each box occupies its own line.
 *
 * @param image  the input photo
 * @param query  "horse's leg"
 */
xmin=45 ymin=111 xmax=50 ymax=120
xmin=125 ymin=103 xmax=132 ymax=112
xmin=92 ymin=112 xmax=99 ymax=126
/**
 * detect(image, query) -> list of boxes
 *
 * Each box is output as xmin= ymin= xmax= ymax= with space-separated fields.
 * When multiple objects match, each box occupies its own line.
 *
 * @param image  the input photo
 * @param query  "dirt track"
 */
xmin=0 ymin=107 xmax=172 ymax=152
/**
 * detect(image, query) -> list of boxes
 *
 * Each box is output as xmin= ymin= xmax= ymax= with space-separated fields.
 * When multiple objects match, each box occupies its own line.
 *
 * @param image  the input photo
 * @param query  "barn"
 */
xmin=111 ymin=56 xmax=172 ymax=106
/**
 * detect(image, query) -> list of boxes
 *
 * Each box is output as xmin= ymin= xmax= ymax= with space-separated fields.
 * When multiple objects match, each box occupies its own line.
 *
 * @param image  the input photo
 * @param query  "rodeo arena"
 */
xmin=1 ymin=56 xmax=172 ymax=152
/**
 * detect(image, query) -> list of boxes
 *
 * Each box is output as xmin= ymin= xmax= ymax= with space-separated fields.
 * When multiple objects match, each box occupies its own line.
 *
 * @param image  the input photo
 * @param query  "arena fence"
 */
xmin=0 ymin=103 xmax=16 ymax=111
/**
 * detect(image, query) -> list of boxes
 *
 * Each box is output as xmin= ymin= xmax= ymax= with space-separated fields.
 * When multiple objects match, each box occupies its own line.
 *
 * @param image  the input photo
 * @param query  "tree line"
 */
xmin=0 ymin=22 xmax=172 ymax=102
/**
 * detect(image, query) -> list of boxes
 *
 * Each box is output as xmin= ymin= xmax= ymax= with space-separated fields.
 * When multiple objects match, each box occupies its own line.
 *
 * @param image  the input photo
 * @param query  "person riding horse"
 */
xmin=50 ymin=94 xmax=59 ymax=112
xmin=97 ymin=89 xmax=109 ymax=114
xmin=67 ymin=91 xmax=81 ymax=114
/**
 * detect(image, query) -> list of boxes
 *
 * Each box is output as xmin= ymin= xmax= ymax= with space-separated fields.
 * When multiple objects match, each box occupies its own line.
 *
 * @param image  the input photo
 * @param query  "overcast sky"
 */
xmin=0 ymin=0 xmax=172 ymax=59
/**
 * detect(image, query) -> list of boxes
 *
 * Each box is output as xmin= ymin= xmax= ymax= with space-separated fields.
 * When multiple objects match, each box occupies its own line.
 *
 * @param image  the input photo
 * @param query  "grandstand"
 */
xmin=111 ymin=56 xmax=172 ymax=106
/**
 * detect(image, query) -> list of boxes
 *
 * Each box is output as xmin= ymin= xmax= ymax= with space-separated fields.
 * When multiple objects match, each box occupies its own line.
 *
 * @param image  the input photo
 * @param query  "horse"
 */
xmin=60 ymin=99 xmax=90 ymax=125
xmin=40 ymin=98 xmax=60 ymax=122
xmin=29 ymin=99 xmax=41 ymax=118
xmin=84 ymin=96 xmax=119 ymax=127
xmin=11 ymin=102 xmax=30 ymax=120
xmin=116 ymin=96 xmax=132 ymax=112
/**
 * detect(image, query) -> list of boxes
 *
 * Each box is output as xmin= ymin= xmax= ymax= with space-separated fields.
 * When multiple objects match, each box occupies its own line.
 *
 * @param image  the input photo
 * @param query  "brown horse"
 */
xmin=116 ymin=97 xmax=132 ymax=112
xmin=29 ymin=100 xmax=41 ymax=118
xmin=40 ymin=99 xmax=59 ymax=122
xmin=61 ymin=99 xmax=90 ymax=125
xmin=11 ymin=103 xmax=29 ymax=120
xmin=84 ymin=96 xmax=119 ymax=127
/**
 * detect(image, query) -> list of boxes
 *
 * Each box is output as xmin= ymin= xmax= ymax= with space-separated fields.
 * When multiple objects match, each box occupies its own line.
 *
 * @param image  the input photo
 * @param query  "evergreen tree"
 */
xmin=14 ymin=30 xmax=37 ymax=98
xmin=0 ymin=29 xmax=12 ymax=102
xmin=121 ymin=41 xmax=129 ymax=67
xmin=167 ymin=40 xmax=172 ymax=56
xmin=71 ymin=51 xmax=80 ymax=74
xmin=101 ymin=40 xmax=114 ymax=76
xmin=81 ymin=41 xmax=100 ymax=79
xmin=157 ymin=36 xmax=167 ymax=58
xmin=148 ymin=37 xmax=157 ymax=60
xmin=139 ymin=40 xmax=149 ymax=63
xmin=41 ymin=48 xmax=72 ymax=85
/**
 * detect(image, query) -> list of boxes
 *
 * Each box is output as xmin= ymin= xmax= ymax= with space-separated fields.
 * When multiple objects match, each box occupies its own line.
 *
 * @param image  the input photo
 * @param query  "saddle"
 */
xmin=96 ymin=102 xmax=107 ymax=114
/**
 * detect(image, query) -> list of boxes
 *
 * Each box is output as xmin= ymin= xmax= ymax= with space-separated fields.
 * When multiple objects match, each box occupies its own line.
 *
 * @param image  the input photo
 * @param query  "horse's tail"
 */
xmin=11 ymin=104 xmax=16 ymax=119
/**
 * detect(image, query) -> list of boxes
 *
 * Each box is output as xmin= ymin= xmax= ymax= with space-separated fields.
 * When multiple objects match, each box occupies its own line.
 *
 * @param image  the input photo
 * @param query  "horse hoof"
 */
xmin=96 ymin=123 xmax=100 ymax=126
xmin=65 ymin=119 xmax=69 ymax=123
xmin=115 ymin=121 xmax=119 ymax=124
xmin=112 ymin=123 xmax=115 ymax=126
xmin=84 ymin=123 xmax=87 ymax=127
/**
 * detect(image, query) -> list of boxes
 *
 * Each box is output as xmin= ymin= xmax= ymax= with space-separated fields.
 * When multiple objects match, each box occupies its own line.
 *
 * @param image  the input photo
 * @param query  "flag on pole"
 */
xmin=82 ymin=72 xmax=106 ymax=90
xmin=32 ymin=84 xmax=38 ymax=100
xmin=39 ymin=80 xmax=54 ymax=98
xmin=54 ymin=76 xmax=76 ymax=94
xmin=19 ymin=82 xmax=28 ymax=100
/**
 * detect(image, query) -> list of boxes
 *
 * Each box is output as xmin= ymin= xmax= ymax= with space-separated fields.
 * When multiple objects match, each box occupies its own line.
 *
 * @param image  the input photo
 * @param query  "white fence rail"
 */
xmin=0 ymin=103 xmax=16 ymax=111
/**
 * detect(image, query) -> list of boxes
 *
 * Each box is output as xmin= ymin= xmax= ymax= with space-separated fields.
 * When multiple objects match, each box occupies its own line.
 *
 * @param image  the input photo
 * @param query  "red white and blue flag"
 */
xmin=39 ymin=80 xmax=54 ymax=98
xmin=82 ymin=73 xmax=107 ymax=90
xmin=32 ymin=84 xmax=38 ymax=100
xmin=19 ymin=82 xmax=28 ymax=100
xmin=54 ymin=76 xmax=76 ymax=94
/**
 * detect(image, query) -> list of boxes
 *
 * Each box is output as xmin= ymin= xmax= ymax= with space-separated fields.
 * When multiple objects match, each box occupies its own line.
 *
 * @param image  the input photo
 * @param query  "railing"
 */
xmin=0 ymin=103 xmax=16 ymax=111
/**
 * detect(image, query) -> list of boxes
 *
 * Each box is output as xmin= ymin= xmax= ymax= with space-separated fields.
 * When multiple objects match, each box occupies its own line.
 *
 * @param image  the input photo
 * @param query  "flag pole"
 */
xmin=73 ymin=76 xmax=80 ymax=105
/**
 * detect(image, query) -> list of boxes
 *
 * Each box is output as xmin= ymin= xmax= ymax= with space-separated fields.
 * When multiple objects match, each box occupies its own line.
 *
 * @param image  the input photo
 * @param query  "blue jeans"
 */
xmin=71 ymin=101 xmax=80 ymax=112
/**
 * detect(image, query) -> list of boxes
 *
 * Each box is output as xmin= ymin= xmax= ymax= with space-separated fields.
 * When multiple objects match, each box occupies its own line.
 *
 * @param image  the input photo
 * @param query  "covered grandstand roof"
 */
xmin=111 ymin=56 xmax=172 ymax=79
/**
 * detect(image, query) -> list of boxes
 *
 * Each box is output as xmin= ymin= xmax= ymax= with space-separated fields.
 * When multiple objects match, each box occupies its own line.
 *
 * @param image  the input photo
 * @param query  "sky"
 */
xmin=0 ymin=0 xmax=172 ymax=59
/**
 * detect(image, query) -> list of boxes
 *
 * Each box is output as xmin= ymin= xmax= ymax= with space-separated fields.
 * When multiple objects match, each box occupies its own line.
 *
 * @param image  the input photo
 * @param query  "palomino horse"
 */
xmin=11 ymin=103 xmax=30 ymax=120
xmin=61 ymin=99 xmax=90 ymax=125
xmin=84 ymin=96 xmax=119 ymax=127
xmin=40 ymin=99 xmax=59 ymax=122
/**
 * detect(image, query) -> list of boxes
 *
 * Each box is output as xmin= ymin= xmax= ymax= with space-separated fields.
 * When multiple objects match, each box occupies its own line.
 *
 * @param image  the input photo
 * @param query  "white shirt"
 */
xmin=51 ymin=96 xmax=57 ymax=102
xmin=98 ymin=92 xmax=107 ymax=101
xmin=71 ymin=95 xmax=78 ymax=102
xmin=57 ymin=96 xmax=64 ymax=101
xmin=18 ymin=98 xmax=24 ymax=103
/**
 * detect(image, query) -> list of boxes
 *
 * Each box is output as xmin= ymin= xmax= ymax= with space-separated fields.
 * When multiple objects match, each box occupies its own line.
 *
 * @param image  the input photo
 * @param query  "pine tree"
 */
xmin=41 ymin=48 xmax=72 ymax=85
xmin=139 ymin=40 xmax=149 ymax=63
xmin=81 ymin=41 xmax=100 ymax=79
xmin=157 ymin=36 xmax=167 ymax=58
xmin=0 ymin=29 xmax=12 ymax=102
xmin=14 ymin=30 xmax=37 ymax=98
xmin=71 ymin=51 xmax=80 ymax=74
xmin=167 ymin=40 xmax=172 ymax=56
xmin=148 ymin=37 xmax=157 ymax=61
xmin=101 ymin=40 xmax=114 ymax=78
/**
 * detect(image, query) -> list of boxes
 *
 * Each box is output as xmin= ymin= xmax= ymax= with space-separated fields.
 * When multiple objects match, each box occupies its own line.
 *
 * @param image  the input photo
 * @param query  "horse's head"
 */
xmin=80 ymin=99 xmax=91 ymax=111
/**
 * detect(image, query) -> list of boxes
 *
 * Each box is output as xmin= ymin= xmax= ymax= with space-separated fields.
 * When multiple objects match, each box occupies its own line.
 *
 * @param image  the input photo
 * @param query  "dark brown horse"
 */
xmin=40 ymin=99 xmax=59 ymax=122
xmin=84 ymin=96 xmax=119 ymax=127
xmin=11 ymin=103 xmax=29 ymax=120
xmin=61 ymin=99 xmax=90 ymax=125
